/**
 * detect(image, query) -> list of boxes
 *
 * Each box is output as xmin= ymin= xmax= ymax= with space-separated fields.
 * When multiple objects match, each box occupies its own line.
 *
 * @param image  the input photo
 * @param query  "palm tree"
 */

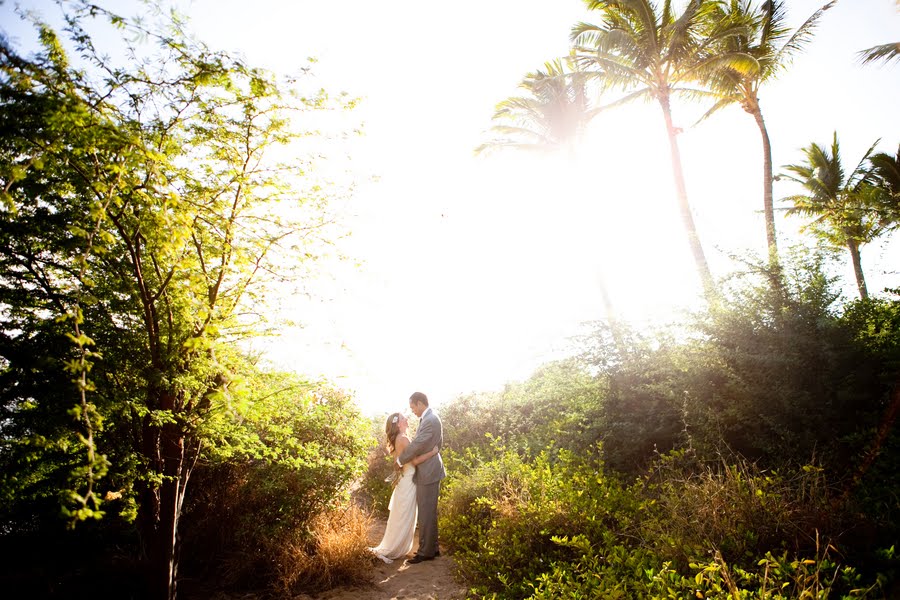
xmin=476 ymin=57 xmax=626 ymax=350
xmin=476 ymin=57 xmax=600 ymax=156
xmin=868 ymin=144 xmax=900 ymax=228
xmin=701 ymin=1 xmax=835 ymax=266
xmin=780 ymin=132 xmax=884 ymax=300
xmin=571 ymin=0 xmax=753 ymax=302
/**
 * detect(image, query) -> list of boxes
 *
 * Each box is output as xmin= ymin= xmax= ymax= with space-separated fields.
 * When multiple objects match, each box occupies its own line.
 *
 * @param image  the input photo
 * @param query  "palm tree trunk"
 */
xmin=748 ymin=103 xmax=789 ymax=301
xmin=847 ymin=238 xmax=869 ymax=299
xmin=597 ymin=268 xmax=625 ymax=354
xmin=750 ymin=104 xmax=779 ymax=263
xmin=842 ymin=373 xmax=900 ymax=501
xmin=658 ymin=92 xmax=716 ymax=301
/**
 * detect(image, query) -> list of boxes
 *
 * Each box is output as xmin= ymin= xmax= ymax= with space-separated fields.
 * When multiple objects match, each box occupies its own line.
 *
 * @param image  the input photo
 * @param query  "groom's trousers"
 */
xmin=416 ymin=480 xmax=441 ymax=557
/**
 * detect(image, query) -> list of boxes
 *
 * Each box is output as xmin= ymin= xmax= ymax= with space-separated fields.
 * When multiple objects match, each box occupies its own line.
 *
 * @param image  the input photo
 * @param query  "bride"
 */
xmin=369 ymin=412 xmax=438 ymax=563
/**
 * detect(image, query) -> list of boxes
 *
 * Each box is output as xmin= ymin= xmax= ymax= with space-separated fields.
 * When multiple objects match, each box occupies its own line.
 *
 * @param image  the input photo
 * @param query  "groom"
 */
xmin=397 ymin=391 xmax=446 ymax=564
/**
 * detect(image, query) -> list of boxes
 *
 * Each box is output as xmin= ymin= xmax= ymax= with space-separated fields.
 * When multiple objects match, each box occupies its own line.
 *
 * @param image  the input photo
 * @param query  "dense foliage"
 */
xmin=0 ymin=4 xmax=371 ymax=599
xmin=178 ymin=371 xmax=372 ymax=595
xmin=438 ymin=260 xmax=900 ymax=598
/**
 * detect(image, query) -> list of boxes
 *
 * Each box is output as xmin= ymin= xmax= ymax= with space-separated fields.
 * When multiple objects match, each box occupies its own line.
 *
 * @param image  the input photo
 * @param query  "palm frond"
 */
xmin=847 ymin=138 xmax=881 ymax=191
xmin=858 ymin=42 xmax=900 ymax=65
xmin=692 ymin=96 xmax=739 ymax=126
xmin=571 ymin=21 xmax=605 ymax=46
xmin=771 ymin=1 xmax=836 ymax=70
xmin=681 ymin=51 xmax=759 ymax=84
xmin=759 ymin=0 xmax=789 ymax=52
xmin=580 ymin=52 xmax=651 ymax=89
xmin=597 ymin=27 xmax=642 ymax=59
xmin=666 ymin=0 xmax=704 ymax=61
xmin=600 ymin=0 xmax=660 ymax=37
xmin=869 ymin=145 xmax=900 ymax=194
xmin=602 ymin=0 xmax=662 ymax=58
xmin=672 ymin=85 xmax=728 ymax=104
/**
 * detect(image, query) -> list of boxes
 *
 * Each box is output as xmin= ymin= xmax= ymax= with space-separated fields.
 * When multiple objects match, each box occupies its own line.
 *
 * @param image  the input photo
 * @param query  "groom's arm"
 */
xmin=397 ymin=416 xmax=436 ymax=465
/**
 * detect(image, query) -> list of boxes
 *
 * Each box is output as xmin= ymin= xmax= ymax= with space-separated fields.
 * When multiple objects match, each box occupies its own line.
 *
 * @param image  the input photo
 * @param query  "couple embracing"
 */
xmin=369 ymin=391 xmax=446 ymax=565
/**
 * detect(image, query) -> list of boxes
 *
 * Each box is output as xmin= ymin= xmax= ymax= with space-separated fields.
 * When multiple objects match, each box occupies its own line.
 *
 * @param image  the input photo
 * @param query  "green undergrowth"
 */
xmin=439 ymin=447 xmax=897 ymax=599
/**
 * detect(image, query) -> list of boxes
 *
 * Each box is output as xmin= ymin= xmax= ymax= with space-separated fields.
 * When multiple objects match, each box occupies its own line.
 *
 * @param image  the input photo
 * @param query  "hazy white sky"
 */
xmin=4 ymin=1 xmax=900 ymax=415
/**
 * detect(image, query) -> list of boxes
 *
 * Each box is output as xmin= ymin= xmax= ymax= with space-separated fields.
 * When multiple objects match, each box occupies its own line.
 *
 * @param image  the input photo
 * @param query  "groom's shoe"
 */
xmin=405 ymin=554 xmax=432 ymax=564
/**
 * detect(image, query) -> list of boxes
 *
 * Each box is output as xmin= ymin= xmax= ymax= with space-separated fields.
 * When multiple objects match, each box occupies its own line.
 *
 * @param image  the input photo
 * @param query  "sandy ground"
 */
xmin=295 ymin=520 xmax=468 ymax=600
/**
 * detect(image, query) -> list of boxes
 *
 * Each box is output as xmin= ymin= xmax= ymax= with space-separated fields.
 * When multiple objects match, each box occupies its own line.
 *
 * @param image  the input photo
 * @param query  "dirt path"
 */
xmin=296 ymin=520 xmax=467 ymax=600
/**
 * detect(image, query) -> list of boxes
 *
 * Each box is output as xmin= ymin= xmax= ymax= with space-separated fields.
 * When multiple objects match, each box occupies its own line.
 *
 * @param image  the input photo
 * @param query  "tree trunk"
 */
xmin=747 ymin=102 xmax=789 ymax=302
xmin=139 ymin=391 xmax=192 ymax=600
xmin=658 ymin=91 xmax=716 ymax=302
xmin=841 ymin=374 xmax=900 ymax=502
xmin=847 ymin=238 xmax=869 ymax=299
xmin=750 ymin=104 xmax=779 ymax=265
xmin=597 ymin=268 xmax=625 ymax=355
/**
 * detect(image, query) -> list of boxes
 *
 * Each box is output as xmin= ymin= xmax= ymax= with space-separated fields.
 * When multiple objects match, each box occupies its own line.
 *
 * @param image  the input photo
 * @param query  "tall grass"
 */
xmin=273 ymin=505 xmax=374 ymax=595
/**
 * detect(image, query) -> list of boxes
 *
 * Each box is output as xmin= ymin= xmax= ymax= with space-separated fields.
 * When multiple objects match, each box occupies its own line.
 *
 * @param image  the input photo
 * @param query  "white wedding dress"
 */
xmin=369 ymin=462 xmax=417 ymax=563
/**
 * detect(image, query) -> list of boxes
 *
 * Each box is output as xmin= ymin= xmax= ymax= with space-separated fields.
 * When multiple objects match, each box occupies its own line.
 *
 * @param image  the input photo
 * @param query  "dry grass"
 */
xmin=273 ymin=504 xmax=375 ymax=596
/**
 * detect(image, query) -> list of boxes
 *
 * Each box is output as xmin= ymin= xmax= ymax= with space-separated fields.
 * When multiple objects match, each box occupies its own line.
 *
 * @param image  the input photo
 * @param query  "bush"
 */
xmin=353 ymin=415 xmax=396 ymax=516
xmin=178 ymin=374 xmax=372 ymax=594
xmin=440 ymin=446 xmax=640 ymax=599
xmin=441 ymin=360 xmax=608 ymax=461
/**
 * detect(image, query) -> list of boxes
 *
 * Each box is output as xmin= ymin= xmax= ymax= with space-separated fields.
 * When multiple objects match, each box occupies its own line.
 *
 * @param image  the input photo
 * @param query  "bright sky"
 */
xmin=4 ymin=1 xmax=900 ymax=415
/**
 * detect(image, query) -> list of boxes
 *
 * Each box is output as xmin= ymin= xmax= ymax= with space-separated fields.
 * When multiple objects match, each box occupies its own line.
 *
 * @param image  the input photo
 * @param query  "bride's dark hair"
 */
xmin=385 ymin=412 xmax=402 ymax=453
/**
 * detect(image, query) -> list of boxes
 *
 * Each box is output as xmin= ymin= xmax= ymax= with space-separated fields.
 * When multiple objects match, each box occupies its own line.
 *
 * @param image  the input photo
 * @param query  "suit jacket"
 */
xmin=398 ymin=407 xmax=446 ymax=485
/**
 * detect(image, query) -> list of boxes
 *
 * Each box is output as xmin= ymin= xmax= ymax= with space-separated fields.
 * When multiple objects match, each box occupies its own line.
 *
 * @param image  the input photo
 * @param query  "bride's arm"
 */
xmin=410 ymin=445 xmax=439 ymax=466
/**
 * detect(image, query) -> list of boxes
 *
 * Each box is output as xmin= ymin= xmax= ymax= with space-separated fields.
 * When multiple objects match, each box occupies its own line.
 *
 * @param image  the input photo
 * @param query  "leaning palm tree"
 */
xmin=780 ymin=132 xmax=884 ymax=300
xmin=476 ymin=57 xmax=627 ymax=351
xmin=571 ymin=0 xmax=754 ymax=302
xmin=701 ymin=0 xmax=835 ymax=266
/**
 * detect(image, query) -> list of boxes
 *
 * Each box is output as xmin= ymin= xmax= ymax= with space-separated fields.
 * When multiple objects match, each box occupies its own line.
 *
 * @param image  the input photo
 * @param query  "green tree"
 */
xmin=701 ymin=0 xmax=835 ymax=266
xmin=571 ymin=0 xmax=753 ymax=301
xmin=0 ymin=5 xmax=355 ymax=598
xmin=780 ymin=132 xmax=884 ymax=300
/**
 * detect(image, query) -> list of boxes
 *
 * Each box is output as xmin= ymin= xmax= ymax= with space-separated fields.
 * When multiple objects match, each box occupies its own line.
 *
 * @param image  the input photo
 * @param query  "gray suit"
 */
xmin=398 ymin=407 xmax=446 ymax=558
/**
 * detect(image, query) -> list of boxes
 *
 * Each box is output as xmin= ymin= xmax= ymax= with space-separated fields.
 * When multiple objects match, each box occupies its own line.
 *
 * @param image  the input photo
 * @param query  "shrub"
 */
xmin=440 ymin=447 xmax=639 ymax=599
xmin=440 ymin=360 xmax=608 ymax=461
xmin=272 ymin=504 xmax=374 ymax=595
xmin=353 ymin=415 xmax=395 ymax=516
xmin=178 ymin=374 xmax=372 ymax=593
